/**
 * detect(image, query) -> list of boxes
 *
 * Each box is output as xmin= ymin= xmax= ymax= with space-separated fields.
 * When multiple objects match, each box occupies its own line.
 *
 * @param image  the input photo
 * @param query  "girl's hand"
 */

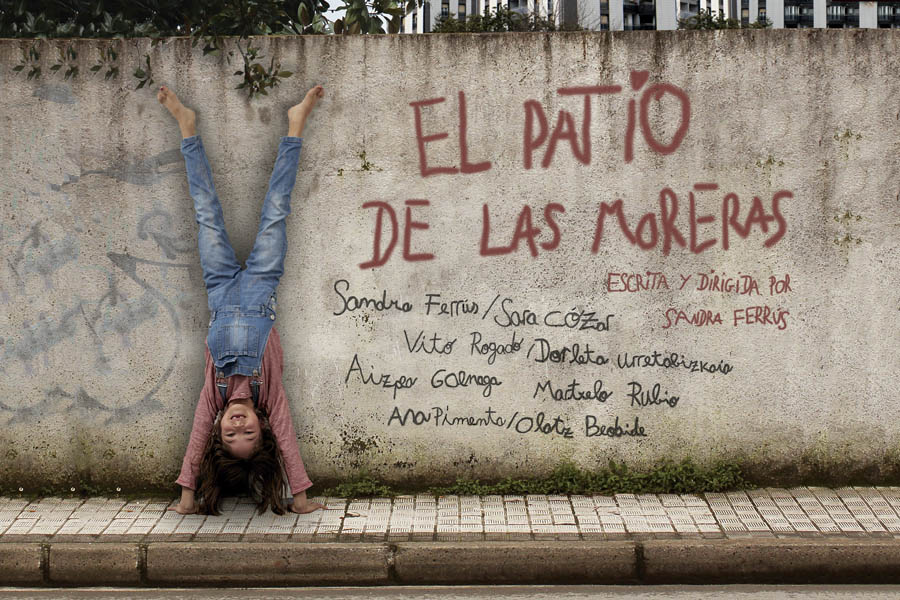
xmin=170 ymin=500 xmax=199 ymax=514
xmin=290 ymin=491 xmax=324 ymax=514
xmin=169 ymin=487 xmax=198 ymax=514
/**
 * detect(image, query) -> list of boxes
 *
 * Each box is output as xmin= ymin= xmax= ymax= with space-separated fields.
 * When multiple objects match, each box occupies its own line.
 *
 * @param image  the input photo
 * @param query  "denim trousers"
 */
xmin=181 ymin=134 xmax=303 ymax=377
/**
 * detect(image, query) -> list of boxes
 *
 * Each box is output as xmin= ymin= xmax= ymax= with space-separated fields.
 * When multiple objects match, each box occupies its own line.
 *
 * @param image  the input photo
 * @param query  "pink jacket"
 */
xmin=176 ymin=327 xmax=313 ymax=495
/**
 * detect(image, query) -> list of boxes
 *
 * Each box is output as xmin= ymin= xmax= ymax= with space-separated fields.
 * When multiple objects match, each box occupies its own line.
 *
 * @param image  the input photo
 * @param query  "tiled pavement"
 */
xmin=3 ymin=487 xmax=900 ymax=543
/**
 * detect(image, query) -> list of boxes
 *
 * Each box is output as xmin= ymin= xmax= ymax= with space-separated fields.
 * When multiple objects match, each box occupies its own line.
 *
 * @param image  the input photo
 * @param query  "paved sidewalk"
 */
xmin=4 ymin=487 xmax=900 ymax=587
xmin=3 ymin=487 xmax=900 ymax=542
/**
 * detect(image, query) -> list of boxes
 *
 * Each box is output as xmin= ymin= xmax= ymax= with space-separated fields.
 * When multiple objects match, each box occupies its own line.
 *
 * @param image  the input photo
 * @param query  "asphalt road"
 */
xmin=2 ymin=587 xmax=900 ymax=599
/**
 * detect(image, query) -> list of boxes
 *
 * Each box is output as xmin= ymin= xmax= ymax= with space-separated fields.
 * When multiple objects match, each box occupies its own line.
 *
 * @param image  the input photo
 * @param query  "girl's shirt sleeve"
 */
xmin=263 ymin=328 xmax=314 ymax=495
xmin=175 ymin=348 xmax=219 ymax=491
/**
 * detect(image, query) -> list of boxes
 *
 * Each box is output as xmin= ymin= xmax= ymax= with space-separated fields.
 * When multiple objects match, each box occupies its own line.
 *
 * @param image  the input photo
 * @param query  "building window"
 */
xmin=458 ymin=0 xmax=467 ymax=18
xmin=412 ymin=12 xmax=418 ymax=29
xmin=442 ymin=0 xmax=449 ymax=16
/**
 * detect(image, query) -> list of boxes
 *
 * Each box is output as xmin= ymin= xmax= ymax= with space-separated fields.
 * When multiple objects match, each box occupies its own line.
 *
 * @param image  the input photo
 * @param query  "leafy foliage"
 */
xmin=132 ymin=53 xmax=153 ymax=89
xmin=334 ymin=0 xmax=403 ymax=33
xmin=12 ymin=43 xmax=41 ymax=80
xmin=50 ymin=44 xmax=79 ymax=79
xmin=89 ymin=45 xmax=119 ymax=80
xmin=232 ymin=44 xmax=293 ymax=97
xmin=431 ymin=5 xmax=579 ymax=32
xmin=0 ymin=0 xmax=402 ymax=96
xmin=678 ymin=7 xmax=771 ymax=29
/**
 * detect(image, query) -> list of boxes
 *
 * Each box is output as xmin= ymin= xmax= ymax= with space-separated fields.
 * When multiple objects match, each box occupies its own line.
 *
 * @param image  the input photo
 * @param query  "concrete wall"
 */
xmin=0 ymin=31 xmax=898 ymax=492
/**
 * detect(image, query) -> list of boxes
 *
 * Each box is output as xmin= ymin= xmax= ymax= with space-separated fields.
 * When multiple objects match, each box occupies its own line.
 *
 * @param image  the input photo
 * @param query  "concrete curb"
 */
xmin=392 ymin=542 xmax=638 ymax=584
xmin=0 ymin=544 xmax=43 ymax=585
xmin=145 ymin=543 xmax=392 ymax=586
xmin=48 ymin=543 xmax=141 ymax=585
xmin=3 ymin=539 xmax=900 ymax=586
xmin=642 ymin=539 xmax=900 ymax=584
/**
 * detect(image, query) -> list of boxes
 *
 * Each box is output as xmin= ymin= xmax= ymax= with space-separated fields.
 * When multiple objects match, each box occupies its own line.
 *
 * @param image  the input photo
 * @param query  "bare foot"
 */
xmin=287 ymin=85 xmax=324 ymax=137
xmin=157 ymin=85 xmax=197 ymax=139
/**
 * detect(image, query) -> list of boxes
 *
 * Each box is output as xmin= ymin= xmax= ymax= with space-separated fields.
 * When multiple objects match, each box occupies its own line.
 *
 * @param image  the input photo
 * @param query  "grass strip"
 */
xmin=324 ymin=458 xmax=749 ymax=498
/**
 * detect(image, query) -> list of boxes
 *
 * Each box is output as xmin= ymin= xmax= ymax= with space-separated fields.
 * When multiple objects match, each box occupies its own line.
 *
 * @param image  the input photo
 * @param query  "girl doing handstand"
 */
xmin=159 ymin=84 xmax=325 ymax=515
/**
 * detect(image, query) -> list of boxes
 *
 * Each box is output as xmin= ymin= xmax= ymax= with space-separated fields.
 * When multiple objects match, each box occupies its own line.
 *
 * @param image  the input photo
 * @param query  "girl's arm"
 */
xmin=172 ymin=348 xmax=220 ymax=511
xmin=262 ymin=329 xmax=317 ymax=505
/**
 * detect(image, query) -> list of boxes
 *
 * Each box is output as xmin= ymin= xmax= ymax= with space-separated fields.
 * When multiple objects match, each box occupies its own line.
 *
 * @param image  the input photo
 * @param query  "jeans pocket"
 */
xmin=215 ymin=324 xmax=260 ymax=359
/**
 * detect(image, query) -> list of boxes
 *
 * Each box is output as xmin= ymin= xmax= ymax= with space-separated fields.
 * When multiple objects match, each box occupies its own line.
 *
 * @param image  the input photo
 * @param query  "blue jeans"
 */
xmin=181 ymin=134 xmax=303 ymax=377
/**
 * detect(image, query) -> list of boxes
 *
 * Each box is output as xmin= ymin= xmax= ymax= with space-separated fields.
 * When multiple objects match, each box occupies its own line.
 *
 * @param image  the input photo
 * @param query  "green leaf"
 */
xmin=136 ymin=79 xmax=146 ymax=89
xmin=234 ymin=71 xmax=244 ymax=76
xmin=134 ymin=68 xmax=146 ymax=78
xmin=13 ymin=65 xmax=24 ymax=72
xmin=50 ymin=64 xmax=62 ymax=71
xmin=277 ymin=71 xmax=292 ymax=78
xmin=299 ymin=2 xmax=312 ymax=26
xmin=90 ymin=65 xmax=102 ymax=72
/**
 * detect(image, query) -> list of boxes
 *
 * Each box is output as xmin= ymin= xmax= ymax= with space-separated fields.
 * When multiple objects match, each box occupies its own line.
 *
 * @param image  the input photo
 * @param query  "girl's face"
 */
xmin=220 ymin=397 xmax=260 ymax=459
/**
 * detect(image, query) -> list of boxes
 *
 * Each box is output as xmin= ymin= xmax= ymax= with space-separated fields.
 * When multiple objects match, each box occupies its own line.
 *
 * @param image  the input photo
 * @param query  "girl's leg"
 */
xmin=158 ymin=86 xmax=241 ymax=294
xmin=181 ymin=135 xmax=241 ymax=292
xmin=245 ymin=86 xmax=324 ymax=289
xmin=243 ymin=137 xmax=302 ymax=289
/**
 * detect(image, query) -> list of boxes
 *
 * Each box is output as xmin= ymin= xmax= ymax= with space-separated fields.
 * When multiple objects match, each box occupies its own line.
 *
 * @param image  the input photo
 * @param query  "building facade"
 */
xmin=401 ymin=0 xmax=900 ymax=30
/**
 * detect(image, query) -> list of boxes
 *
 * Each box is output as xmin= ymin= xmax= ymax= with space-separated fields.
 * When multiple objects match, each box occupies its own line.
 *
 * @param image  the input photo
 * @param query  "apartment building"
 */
xmin=401 ymin=0 xmax=900 ymax=31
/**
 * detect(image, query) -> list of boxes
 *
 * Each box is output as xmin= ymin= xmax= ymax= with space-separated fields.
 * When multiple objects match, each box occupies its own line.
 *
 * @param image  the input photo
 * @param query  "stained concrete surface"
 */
xmin=0 ymin=32 xmax=898 ymax=490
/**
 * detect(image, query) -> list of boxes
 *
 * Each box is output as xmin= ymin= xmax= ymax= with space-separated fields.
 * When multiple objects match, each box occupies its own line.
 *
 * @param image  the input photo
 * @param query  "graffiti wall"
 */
xmin=0 ymin=32 xmax=898 ymax=491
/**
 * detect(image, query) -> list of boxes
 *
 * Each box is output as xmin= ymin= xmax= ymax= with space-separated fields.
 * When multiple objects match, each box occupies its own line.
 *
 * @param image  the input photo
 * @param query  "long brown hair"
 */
xmin=196 ymin=407 xmax=288 ymax=515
